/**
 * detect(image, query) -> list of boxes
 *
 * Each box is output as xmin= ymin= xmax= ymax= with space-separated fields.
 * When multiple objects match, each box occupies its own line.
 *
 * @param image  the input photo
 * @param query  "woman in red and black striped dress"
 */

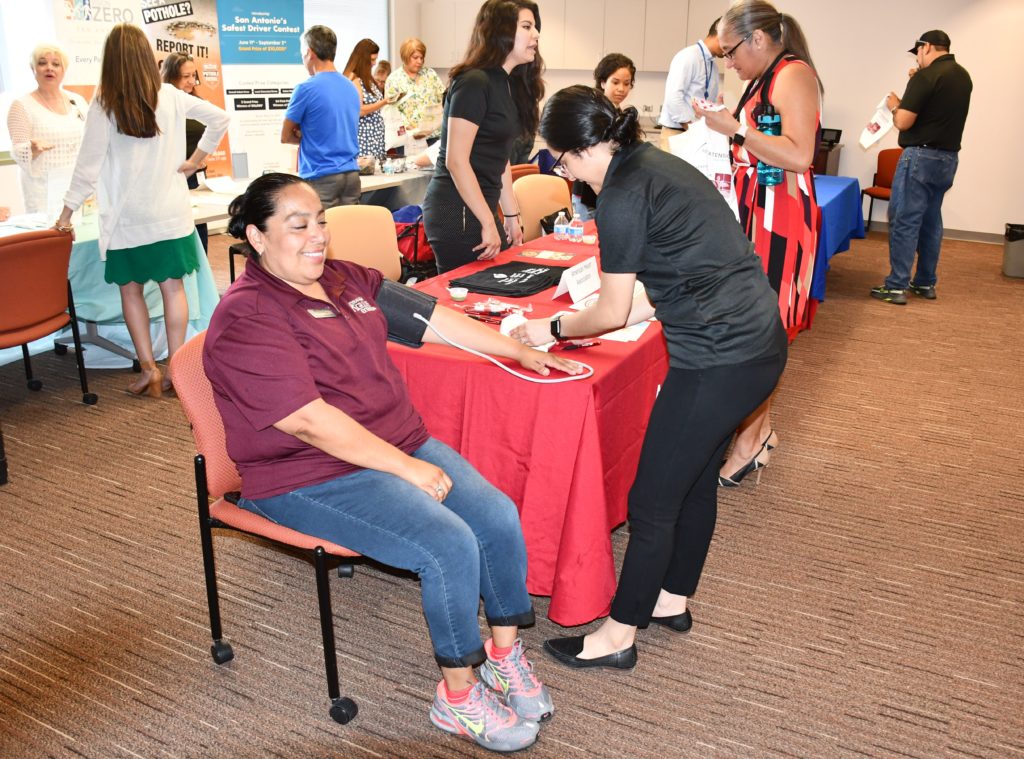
xmin=697 ymin=0 xmax=821 ymax=486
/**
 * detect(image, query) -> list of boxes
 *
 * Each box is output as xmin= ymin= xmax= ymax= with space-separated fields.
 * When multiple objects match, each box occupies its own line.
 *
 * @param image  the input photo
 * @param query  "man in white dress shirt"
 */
xmin=658 ymin=18 xmax=723 ymax=149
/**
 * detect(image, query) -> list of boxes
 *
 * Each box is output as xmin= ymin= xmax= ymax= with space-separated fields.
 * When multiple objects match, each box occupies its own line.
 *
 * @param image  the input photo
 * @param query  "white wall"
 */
xmin=431 ymin=0 xmax=1020 ymax=237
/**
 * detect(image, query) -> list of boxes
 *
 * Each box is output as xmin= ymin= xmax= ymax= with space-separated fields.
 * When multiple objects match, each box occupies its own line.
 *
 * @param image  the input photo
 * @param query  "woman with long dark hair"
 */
xmin=161 ymin=52 xmax=209 ymax=251
xmin=422 ymin=0 xmax=544 ymax=273
xmin=55 ymin=24 xmax=228 ymax=397
xmin=510 ymin=86 xmax=786 ymax=670
xmin=696 ymin=0 xmax=822 ymax=487
xmin=343 ymin=38 xmax=392 ymax=161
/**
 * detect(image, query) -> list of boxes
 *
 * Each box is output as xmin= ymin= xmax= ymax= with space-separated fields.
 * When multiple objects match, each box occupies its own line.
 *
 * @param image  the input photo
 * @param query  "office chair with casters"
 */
xmin=325 ymin=205 xmax=403 ymax=281
xmin=862 ymin=148 xmax=902 ymax=230
xmin=0 ymin=228 xmax=97 ymax=405
xmin=512 ymin=173 xmax=572 ymax=243
xmin=169 ymin=332 xmax=361 ymax=725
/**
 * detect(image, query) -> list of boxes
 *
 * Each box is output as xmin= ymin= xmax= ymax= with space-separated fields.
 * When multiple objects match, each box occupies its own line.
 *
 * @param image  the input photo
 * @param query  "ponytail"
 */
xmin=540 ymin=85 xmax=643 ymax=153
xmin=723 ymin=1 xmax=823 ymax=95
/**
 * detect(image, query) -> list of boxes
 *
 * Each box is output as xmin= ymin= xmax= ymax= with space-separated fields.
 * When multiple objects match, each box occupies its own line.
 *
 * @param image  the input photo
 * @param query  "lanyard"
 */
xmin=698 ymin=41 xmax=712 ymax=99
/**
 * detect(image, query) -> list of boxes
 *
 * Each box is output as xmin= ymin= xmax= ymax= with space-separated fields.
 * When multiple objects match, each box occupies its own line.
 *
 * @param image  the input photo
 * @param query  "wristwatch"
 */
xmin=550 ymin=316 xmax=563 ymax=341
xmin=732 ymin=122 xmax=749 ymax=146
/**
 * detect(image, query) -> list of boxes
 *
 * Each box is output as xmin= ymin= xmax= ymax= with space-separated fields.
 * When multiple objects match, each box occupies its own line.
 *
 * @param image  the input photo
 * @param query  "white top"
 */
xmin=659 ymin=40 xmax=720 ymax=128
xmin=7 ymin=91 xmax=89 ymax=215
xmin=63 ymin=83 xmax=230 ymax=257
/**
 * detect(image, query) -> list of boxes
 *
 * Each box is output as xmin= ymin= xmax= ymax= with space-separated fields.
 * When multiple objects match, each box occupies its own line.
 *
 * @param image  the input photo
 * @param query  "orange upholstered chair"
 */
xmin=510 ymin=162 xmax=540 ymax=184
xmin=325 ymin=205 xmax=403 ymax=281
xmin=862 ymin=148 xmax=902 ymax=230
xmin=169 ymin=332 xmax=361 ymax=725
xmin=512 ymin=173 xmax=572 ymax=243
xmin=0 ymin=228 xmax=96 ymax=404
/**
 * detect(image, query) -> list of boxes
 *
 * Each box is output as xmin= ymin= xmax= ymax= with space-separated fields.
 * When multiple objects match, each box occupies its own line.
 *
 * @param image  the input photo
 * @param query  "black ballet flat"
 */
xmin=543 ymin=635 xmax=637 ymax=670
xmin=649 ymin=609 xmax=692 ymax=633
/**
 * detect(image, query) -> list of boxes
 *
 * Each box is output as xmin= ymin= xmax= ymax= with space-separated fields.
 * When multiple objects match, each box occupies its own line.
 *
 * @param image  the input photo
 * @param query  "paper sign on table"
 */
xmin=551 ymin=256 xmax=600 ymax=304
xmin=521 ymin=249 xmax=574 ymax=261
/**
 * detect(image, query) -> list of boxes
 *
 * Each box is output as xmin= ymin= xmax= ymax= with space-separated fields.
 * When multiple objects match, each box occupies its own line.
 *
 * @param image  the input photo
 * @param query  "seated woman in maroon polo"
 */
xmin=203 ymin=172 xmax=582 ymax=752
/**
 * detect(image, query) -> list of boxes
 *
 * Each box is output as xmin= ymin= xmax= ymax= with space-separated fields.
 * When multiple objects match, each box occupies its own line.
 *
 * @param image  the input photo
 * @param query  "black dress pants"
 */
xmin=610 ymin=345 xmax=787 ymax=626
xmin=422 ymin=182 xmax=508 ymax=274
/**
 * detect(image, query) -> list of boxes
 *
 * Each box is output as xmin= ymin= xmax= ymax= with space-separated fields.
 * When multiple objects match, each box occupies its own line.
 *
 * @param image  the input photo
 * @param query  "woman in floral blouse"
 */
xmin=385 ymin=38 xmax=444 ymax=144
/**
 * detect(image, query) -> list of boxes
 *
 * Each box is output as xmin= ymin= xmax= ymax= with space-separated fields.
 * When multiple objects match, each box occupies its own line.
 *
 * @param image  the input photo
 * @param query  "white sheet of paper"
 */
xmin=551 ymin=256 xmax=600 ymax=304
xmin=860 ymin=96 xmax=894 ymax=149
xmin=201 ymin=175 xmax=251 ymax=195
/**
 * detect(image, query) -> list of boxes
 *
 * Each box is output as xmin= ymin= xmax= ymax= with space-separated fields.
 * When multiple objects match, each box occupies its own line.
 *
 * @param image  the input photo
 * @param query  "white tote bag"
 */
xmin=667 ymin=117 xmax=740 ymax=221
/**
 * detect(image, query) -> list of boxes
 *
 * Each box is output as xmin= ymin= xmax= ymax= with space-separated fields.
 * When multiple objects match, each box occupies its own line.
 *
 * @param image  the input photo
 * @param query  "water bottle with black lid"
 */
xmin=756 ymin=105 xmax=784 ymax=186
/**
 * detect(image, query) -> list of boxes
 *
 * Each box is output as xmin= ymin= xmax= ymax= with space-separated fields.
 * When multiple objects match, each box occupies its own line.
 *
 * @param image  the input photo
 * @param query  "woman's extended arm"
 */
xmin=423 ymin=304 xmax=583 ymax=376
xmin=697 ymin=63 xmax=819 ymax=172
xmin=444 ymin=116 xmax=504 ymax=259
xmin=510 ymin=272 xmax=654 ymax=347
xmin=274 ymin=399 xmax=453 ymax=500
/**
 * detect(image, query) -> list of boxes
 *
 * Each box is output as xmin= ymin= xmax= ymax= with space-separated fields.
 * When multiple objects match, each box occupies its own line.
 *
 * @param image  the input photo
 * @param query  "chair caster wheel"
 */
xmin=337 ymin=563 xmax=355 ymax=578
xmin=54 ymin=342 xmax=68 ymax=355
xmin=28 ymin=379 xmax=43 ymax=391
xmin=329 ymin=697 xmax=358 ymax=724
xmin=211 ymin=640 xmax=234 ymax=664
xmin=132 ymin=359 xmax=141 ymax=373
xmin=82 ymin=393 xmax=98 ymax=405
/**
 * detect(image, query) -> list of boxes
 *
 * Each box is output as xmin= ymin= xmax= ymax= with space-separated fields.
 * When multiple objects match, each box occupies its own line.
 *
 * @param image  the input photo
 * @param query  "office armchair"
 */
xmin=325 ymin=205 xmax=403 ymax=281
xmin=169 ymin=332 xmax=361 ymax=725
xmin=512 ymin=174 xmax=572 ymax=243
xmin=862 ymin=148 xmax=902 ymax=230
xmin=0 ymin=228 xmax=96 ymax=405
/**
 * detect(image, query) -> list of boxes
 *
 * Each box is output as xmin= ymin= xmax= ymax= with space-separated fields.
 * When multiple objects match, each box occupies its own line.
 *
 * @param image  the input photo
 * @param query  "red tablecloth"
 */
xmin=386 ymin=228 xmax=669 ymax=626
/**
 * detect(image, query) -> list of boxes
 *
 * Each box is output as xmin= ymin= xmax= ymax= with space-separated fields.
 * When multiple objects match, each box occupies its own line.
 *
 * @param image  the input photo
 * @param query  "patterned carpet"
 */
xmin=1 ymin=232 xmax=1021 ymax=758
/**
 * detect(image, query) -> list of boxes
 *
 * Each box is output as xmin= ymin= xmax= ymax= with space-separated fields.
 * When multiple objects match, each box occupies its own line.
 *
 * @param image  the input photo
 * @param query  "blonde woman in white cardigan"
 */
xmin=55 ymin=24 xmax=229 ymax=397
xmin=6 ymin=43 xmax=88 ymax=215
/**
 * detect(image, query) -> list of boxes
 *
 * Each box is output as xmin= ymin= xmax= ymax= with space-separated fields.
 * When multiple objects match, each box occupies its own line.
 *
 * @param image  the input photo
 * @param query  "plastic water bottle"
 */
xmin=756 ymin=105 xmax=784 ymax=186
xmin=553 ymin=211 xmax=569 ymax=241
xmin=567 ymin=214 xmax=585 ymax=243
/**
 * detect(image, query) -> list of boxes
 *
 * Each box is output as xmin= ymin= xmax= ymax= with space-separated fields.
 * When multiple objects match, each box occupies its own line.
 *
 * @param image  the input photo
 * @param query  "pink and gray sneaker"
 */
xmin=479 ymin=638 xmax=554 ymax=722
xmin=429 ymin=680 xmax=539 ymax=753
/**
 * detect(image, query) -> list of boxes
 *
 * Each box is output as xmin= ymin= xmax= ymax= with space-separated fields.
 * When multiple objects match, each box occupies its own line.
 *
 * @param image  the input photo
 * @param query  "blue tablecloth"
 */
xmin=0 ymin=222 xmax=219 ymax=369
xmin=811 ymin=175 xmax=866 ymax=300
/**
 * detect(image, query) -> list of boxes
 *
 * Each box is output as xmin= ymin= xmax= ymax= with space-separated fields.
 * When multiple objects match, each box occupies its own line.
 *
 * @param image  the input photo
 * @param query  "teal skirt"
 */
xmin=105 ymin=231 xmax=200 ymax=286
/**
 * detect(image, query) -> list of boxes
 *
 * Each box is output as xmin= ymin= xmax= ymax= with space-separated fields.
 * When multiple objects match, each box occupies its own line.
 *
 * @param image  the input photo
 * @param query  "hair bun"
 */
xmin=227 ymin=193 xmax=248 ymax=239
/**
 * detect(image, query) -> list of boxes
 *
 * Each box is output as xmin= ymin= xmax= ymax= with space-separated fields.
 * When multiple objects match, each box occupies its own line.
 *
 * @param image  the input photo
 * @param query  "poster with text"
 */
xmin=54 ymin=0 xmax=143 ymax=100
xmin=140 ymin=0 xmax=231 ymax=177
xmin=217 ymin=0 xmax=302 ymax=65
xmin=217 ymin=0 xmax=303 ymax=178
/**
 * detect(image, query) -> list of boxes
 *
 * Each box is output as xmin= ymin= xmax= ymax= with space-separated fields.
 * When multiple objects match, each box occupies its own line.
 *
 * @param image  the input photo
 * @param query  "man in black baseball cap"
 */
xmin=908 ymin=30 xmax=951 ymax=54
xmin=869 ymin=29 xmax=972 ymax=306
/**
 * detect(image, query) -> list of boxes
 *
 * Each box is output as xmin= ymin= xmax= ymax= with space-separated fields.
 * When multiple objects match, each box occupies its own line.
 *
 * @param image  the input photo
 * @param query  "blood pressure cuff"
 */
xmin=377 ymin=279 xmax=438 ymax=348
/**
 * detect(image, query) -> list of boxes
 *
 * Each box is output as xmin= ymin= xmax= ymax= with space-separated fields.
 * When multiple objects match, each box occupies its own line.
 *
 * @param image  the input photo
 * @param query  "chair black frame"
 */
xmin=17 ymin=281 xmax=97 ymax=405
xmin=193 ymin=452 xmax=359 ymax=724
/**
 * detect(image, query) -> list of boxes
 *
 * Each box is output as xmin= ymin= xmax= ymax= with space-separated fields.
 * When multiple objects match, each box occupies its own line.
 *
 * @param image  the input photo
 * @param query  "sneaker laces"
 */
xmin=491 ymin=640 xmax=542 ymax=697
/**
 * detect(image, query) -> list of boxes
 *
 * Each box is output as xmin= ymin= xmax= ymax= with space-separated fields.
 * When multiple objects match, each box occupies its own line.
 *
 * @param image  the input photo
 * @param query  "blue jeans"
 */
xmin=239 ymin=438 xmax=534 ymax=668
xmin=886 ymin=146 xmax=959 ymax=289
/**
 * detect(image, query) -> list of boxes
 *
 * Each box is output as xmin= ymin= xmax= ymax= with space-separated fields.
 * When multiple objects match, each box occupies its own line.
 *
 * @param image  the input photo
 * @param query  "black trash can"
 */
xmin=1005 ymin=223 xmax=1024 ymax=278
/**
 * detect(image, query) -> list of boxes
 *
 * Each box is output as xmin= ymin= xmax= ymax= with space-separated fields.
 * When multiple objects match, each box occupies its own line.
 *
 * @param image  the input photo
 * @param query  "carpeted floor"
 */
xmin=1 ymin=232 xmax=1021 ymax=758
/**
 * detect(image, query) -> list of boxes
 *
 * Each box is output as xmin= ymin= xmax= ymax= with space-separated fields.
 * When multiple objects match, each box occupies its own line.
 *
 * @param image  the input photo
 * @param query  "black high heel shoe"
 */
xmin=718 ymin=431 xmax=777 ymax=488
xmin=650 ymin=609 xmax=692 ymax=633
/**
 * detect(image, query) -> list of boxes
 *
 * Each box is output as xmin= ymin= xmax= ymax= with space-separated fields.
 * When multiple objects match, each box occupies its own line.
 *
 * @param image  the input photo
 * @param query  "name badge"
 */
xmin=307 ymin=308 xmax=337 ymax=319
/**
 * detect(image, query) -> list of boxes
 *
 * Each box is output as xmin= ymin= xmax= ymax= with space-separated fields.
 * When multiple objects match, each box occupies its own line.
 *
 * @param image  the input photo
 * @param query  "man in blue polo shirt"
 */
xmin=871 ymin=30 xmax=972 ymax=305
xmin=281 ymin=25 xmax=362 ymax=208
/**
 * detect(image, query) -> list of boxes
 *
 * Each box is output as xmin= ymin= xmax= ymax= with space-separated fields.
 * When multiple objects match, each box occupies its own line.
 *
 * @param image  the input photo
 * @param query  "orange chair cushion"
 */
xmin=210 ymin=497 xmax=361 ymax=558
xmin=863 ymin=187 xmax=891 ymax=200
xmin=0 ymin=313 xmax=70 ymax=350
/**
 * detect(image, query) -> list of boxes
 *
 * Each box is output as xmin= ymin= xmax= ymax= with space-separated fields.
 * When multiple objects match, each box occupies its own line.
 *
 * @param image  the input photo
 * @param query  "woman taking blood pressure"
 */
xmin=511 ymin=86 xmax=786 ymax=670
